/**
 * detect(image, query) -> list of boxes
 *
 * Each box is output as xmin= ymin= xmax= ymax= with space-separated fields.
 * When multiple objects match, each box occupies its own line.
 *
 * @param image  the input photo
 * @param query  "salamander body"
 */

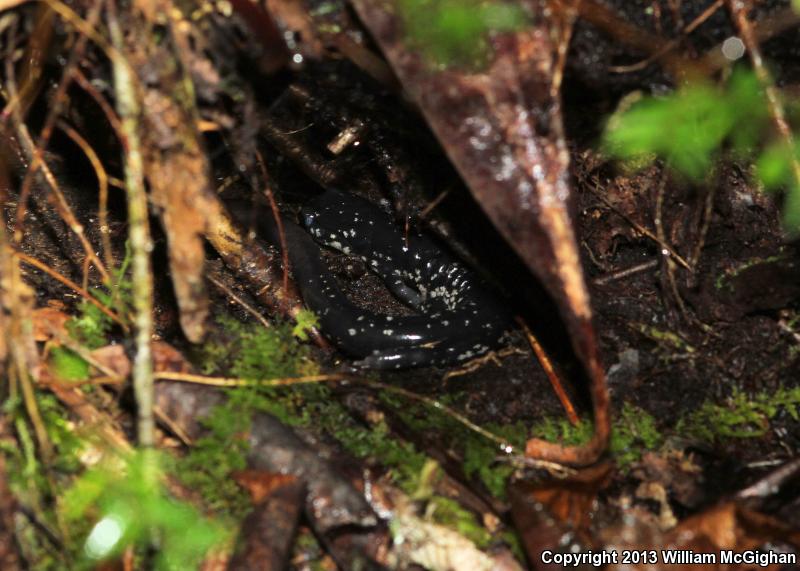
xmin=298 ymin=190 xmax=511 ymax=368
xmin=230 ymin=190 xmax=511 ymax=369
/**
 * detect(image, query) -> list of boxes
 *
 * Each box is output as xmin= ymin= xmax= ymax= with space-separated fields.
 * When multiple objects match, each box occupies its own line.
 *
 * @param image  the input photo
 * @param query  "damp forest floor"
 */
xmin=4 ymin=1 xmax=800 ymax=569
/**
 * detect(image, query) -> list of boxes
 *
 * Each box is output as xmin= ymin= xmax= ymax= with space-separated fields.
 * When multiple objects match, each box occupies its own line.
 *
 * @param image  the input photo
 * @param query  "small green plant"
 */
xmin=51 ymin=250 xmax=134 ymax=380
xmin=68 ymin=247 xmax=133 ymax=350
xmin=292 ymin=309 xmax=320 ymax=342
xmin=397 ymin=0 xmax=526 ymax=69
xmin=63 ymin=452 xmax=227 ymax=570
xmin=603 ymin=68 xmax=800 ymax=230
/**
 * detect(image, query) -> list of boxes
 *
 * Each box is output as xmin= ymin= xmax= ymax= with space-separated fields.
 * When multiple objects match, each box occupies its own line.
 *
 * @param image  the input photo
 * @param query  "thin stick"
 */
xmin=689 ymin=182 xmax=716 ymax=271
xmin=654 ymin=170 xmax=691 ymax=321
xmin=588 ymin=177 xmax=691 ymax=269
xmin=517 ymin=317 xmax=580 ymax=425
xmin=592 ymin=259 xmax=659 ymax=285
xmin=207 ymin=273 xmax=272 ymax=330
xmin=14 ymin=251 xmax=125 ymax=327
xmin=418 ymin=188 xmax=451 ymax=220
xmin=3 ymin=44 xmax=110 ymax=283
xmin=727 ymin=0 xmax=800 ymax=202
xmin=108 ymin=0 xmax=155 ymax=452
xmin=56 ymin=121 xmax=114 ymax=272
xmin=552 ymin=0 xmax=580 ymax=96
xmin=72 ymin=68 xmax=125 ymax=138
xmin=609 ymin=0 xmax=724 ymax=73
xmin=154 ymin=371 xmax=349 ymax=387
xmin=255 ymin=151 xmax=290 ymax=300
xmin=736 ymin=457 xmax=800 ymax=501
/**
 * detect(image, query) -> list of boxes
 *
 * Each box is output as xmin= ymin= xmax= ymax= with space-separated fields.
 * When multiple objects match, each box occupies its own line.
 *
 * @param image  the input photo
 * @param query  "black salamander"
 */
xmin=231 ymin=190 xmax=511 ymax=369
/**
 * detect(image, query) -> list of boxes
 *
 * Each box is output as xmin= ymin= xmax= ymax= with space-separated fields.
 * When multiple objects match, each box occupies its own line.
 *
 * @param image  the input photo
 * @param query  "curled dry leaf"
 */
xmin=349 ymin=0 xmax=609 ymax=465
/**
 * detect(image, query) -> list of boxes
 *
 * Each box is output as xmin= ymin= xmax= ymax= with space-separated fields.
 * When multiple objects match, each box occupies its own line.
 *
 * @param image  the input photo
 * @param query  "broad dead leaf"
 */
xmin=349 ymin=0 xmax=609 ymax=465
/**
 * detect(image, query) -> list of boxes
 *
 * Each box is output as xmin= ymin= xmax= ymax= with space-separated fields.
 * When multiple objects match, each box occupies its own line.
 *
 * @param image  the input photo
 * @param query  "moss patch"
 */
xmin=531 ymin=403 xmax=663 ymax=470
xmin=676 ymin=386 xmax=800 ymax=441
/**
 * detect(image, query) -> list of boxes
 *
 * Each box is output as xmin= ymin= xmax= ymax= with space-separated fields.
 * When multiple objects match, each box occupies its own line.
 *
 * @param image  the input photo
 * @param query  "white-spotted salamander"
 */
xmin=231 ymin=190 xmax=511 ymax=369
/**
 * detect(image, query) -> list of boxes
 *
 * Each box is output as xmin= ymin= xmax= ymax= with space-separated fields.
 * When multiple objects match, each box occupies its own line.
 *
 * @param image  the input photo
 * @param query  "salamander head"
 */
xmin=301 ymin=190 xmax=395 ymax=256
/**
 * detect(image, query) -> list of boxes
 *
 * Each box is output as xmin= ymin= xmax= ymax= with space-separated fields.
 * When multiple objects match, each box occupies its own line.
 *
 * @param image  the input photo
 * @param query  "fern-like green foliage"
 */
xmin=603 ymin=68 xmax=800 ymax=230
xmin=397 ymin=0 xmax=526 ymax=68
xmin=62 ymin=452 xmax=226 ymax=570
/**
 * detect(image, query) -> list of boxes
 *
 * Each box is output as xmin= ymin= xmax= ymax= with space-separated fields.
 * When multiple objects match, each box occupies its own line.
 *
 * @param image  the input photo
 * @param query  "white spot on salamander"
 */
xmin=348 ymin=329 xmax=357 ymax=336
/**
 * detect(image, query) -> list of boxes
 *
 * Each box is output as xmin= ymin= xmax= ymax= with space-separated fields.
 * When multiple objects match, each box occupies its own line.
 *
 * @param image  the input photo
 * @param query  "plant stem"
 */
xmin=107 ymin=2 xmax=155 ymax=454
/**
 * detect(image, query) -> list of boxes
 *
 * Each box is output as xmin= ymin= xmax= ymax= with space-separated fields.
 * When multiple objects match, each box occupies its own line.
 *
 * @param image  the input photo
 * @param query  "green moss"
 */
xmin=66 ymin=250 xmax=133 ymax=350
xmin=676 ymin=386 xmax=800 ymax=442
xmin=462 ymin=421 xmax=527 ymax=498
xmin=531 ymin=416 xmax=594 ymax=447
xmin=532 ymin=405 xmax=662 ymax=470
xmin=610 ymin=403 xmax=663 ymax=467
xmin=332 ymin=419 xmax=428 ymax=494
xmin=49 ymin=347 xmax=90 ymax=381
xmin=180 ymin=314 xmax=340 ymax=512
xmin=192 ymin=314 xmax=326 ymax=427
xmin=636 ymin=325 xmax=695 ymax=354
xmin=426 ymin=495 xmax=492 ymax=548
xmin=174 ymin=401 xmax=251 ymax=516
xmin=195 ymin=315 xmax=317 ymax=380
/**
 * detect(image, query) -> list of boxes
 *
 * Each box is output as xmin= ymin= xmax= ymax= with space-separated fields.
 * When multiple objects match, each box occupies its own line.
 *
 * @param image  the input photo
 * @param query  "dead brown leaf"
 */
xmin=349 ymin=0 xmax=609 ymax=465
xmin=31 ymin=305 xmax=70 ymax=342
xmin=233 ymin=470 xmax=300 ymax=505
